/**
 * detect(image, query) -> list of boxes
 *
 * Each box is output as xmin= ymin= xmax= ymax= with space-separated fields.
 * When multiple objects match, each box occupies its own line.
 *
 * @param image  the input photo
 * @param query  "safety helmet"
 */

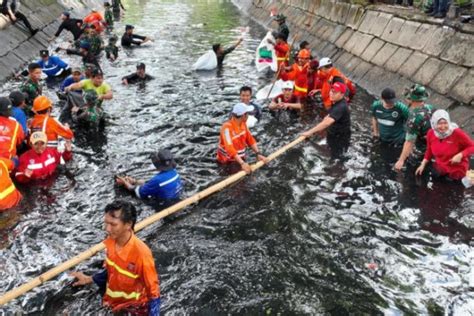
xmin=298 ymin=49 xmax=311 ymax=59
xmin=318 ymin=57 xmax=332 ymax=68
xmin=83 ymin=89 xmax=98 ymax=105
xmin=33 ymin=96 xmax=52 ymax=113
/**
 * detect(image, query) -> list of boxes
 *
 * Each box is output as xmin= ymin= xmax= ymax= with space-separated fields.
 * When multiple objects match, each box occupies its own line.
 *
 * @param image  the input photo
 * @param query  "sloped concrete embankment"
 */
xmin=0 ymin=0 xmax=102 ymax=83
xmin=234 ymin=0 xmax=473 ymax=131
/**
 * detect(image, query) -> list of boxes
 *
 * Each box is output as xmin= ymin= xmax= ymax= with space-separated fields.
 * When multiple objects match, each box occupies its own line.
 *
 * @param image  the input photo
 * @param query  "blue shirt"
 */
xmin=11 ymin=107 xmax=28 ymax=136
xmin=135 ymin=169 xmax=182 ymax=201
xmin=37 ymin=56 xmax=69 ymax=77
xmin=60 ymin=75 xmax=84 ymax=92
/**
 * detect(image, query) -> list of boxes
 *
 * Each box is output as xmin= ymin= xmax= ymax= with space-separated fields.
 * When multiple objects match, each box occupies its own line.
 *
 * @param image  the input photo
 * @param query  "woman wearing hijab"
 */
xmin=415 ymin=110 xmax=474 ymax=180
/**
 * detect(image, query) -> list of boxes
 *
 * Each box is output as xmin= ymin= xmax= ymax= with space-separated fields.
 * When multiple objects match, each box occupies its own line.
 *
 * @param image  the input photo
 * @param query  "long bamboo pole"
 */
xmin=0 ymin=135 xmax=307 ymax=306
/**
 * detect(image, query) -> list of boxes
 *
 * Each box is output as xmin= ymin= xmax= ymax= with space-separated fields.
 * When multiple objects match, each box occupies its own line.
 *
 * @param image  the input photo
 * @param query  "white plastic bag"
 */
xmin=192 ymin=50 xmax=218 ymax=70
xmin=255 ymin=31 xmax=278 ymax=72
xmin=255 ymin=80 xmax=293 ymax=100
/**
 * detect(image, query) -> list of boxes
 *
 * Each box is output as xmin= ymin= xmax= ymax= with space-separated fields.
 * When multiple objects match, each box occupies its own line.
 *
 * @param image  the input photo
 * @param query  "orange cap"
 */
xmin=33 ymin=96 xmax=52 ymax=113
xmin=298 ymin=49 xmax=311 ymax=59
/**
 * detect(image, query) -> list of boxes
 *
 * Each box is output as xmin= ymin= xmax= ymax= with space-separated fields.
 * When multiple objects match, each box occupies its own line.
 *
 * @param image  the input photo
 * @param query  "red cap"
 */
xmin=331 ymin=82 xmax=347 ymax=94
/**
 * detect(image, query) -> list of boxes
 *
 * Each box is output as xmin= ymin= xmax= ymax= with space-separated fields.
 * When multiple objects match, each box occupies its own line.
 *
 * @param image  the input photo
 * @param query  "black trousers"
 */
xmin=2 ymin=9 xmax=34 ymax=31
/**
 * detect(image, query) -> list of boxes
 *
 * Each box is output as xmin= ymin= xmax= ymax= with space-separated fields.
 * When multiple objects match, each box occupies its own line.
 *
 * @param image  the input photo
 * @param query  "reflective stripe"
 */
xmin=377 ymin=118 xmax=395 ymax=126
xmin=9 ymin=122 xmax=19 ymax=156
xmin=294 ymin=85 xmax=307 ymax=93
xmin=159 ymin=174 xmax=179 ymax=187
xmin=42 ymin=116 xmax=48 ymax=133
xmin=0 ymin=160 xmax=15 ymax=199
xmin=105 ymin=257 xmax=139 ymax=279
xmin=232 ymin=131 xmax=246 ymax=139
xmin=224 ymin=128 xmax=232 ymax=145
xmin=105 ymin=287 xmax=141 ymax=300
xmin=0 ymin=184 xmax=15 ymax=200
xmin=218 ymin=147 xmax=245 ymax=159
xmin=135 ymin=186 xmax=141 ymax=199
xmin=27 ymin=163 xmax=43 ymax=170
xmin=44 ymin=157 xmax=56 ymax=167
xmin=277 ymin=57 xmax=288 ymax=61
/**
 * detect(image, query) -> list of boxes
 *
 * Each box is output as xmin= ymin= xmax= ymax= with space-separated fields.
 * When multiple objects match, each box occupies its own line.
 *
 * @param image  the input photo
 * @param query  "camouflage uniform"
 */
xmin=405 ymin=104 xmax=435 ymax=155
xmin=88 ymin=35 xmax=104 ymax=56
xmin=105 ymin=43 xmax=118 ymax=60
xmin=73 ymin=90 xmax=104 ymax=126
xmin=105 ymin=8 xmax=114 ymax=28
xmin=20 ymin=78 xmax=42 ymax=111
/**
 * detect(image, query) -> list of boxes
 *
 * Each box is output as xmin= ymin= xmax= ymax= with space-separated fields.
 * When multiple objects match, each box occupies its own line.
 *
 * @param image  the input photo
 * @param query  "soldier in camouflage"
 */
xmin=395 ymin=84 xmax=435 ymax=171
xmin=19 ymin=62 xmax=42 ymax=113
xmin=105 ymin=35 xmax=119 ymax=61
xmin=71 ymin=89 xmax=103 ymax=126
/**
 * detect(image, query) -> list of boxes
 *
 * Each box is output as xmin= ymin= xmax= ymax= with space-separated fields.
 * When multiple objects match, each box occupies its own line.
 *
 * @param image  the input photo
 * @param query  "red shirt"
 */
xmin=272 ymin=93 xmax=299 ymax=104
xmin=424 ymin=128 xmax=474 ymax=180
xmin=15 ymin=148 xmax=72 ymax=183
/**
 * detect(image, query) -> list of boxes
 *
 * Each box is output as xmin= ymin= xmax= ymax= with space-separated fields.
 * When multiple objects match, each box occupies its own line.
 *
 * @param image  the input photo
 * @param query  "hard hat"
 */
xmin=319 ymin=57 xmax=332 ymax=68
xmin=33 ymin=96 xmax=52 ymax=113
xmin=281 ymin=81 xmax=294 ymax=90
xmin=298 ymin=49 xmax=311 ymax=59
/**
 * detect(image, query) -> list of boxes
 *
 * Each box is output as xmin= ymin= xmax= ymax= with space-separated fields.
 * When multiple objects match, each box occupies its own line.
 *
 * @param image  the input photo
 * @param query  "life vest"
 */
xmin=281 ymin=63 xmax=309 ymax=98
xmin=83 ymin=12 xmax=105 ymax=33
xmin=217 ymin=117 xmax=256 ymax=163
xmin=30 ymin=114 xmax=74 ymax=148
xmin=274 ymin=42 xmax=289 ymax=68
xmin=0 ymin=158 xmax=22 ymax=211
xmin=319 ymin=67 xmax=356 ymax=109
xmin=0 ymin=116 xmax=24 ymax=159
xmin=102 ymin=235 xmax=160 ymax=312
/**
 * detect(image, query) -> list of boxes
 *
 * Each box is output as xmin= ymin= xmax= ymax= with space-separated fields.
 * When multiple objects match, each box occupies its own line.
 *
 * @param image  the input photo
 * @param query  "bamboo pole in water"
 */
xmin=0 ymin=135 xmax=307 ymax=306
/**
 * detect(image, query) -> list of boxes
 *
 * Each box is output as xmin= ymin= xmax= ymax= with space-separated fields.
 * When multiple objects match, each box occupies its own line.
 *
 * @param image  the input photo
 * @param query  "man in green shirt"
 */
xmin=19 ymin=63 xmax=43 ymax=113
xmin=394 ymin=84 xmax=435 ymax=171
xmin=371 ymin=88 xmax=409 ymax=146
xmin=65 ymin=69 xmax=113 ymax=104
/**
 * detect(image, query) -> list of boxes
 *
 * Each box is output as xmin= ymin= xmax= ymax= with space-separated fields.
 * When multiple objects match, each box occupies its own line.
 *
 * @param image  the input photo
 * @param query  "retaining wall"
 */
xmin=234 ymin=0 xmax=473 ymax=131
xmin=0 ymin=0 xmax=102 ymax=83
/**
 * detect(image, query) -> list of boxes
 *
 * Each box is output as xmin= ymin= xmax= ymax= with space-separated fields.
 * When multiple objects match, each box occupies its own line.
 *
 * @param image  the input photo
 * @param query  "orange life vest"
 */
xmin=0 ymin=158 xmax=22 ymax=211
xmin=103 ymin=234 xmax=160 ymax=312
xmin=0 ymin=116 xmax=25 ymax=159
xmin=319 ymin=67 xmax=356 ymax=109
xmin=281 ymin=63 xmax=309 ymax=98
xmin=30 ymin=114 xmax=74 ymax=148
xmin=217 ymin=117 xmax=256 ymax=163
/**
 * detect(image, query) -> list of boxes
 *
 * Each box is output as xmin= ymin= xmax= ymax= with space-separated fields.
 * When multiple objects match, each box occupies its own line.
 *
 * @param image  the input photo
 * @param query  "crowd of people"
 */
xmin=0 ymin=4 xmax=473 ymax=315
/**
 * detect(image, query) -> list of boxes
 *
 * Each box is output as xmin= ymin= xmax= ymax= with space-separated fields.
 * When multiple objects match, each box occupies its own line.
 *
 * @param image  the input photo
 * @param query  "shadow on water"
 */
xmin=0 ymin=0 xmax=473 ymax=315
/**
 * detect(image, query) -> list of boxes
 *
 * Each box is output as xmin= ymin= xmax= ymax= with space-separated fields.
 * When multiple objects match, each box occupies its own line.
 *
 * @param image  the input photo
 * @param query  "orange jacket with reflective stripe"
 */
xmin=103 ymin=234 xmax=160 ymax=312
xmin=217 ymin=117 xmax=256 ymax=163
xmin=0 ymin=157 xmax=22 ymax=211
xmin=281 ymin=63 xmax=309 ymax=98
xmin=30 ymin=114 xmax=74 ymax=148
xmin=274 ymin=42 xmax=289 ymax=68
xmin=319 ymin=67 xmax=356 ymax=109
xmin=0 ymin=116 xmax=25 ymax=159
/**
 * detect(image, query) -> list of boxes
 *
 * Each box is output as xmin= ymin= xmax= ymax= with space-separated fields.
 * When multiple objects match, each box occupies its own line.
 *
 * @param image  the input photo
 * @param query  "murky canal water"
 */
xmin=1 ymin=0 xmax=473 ymax=315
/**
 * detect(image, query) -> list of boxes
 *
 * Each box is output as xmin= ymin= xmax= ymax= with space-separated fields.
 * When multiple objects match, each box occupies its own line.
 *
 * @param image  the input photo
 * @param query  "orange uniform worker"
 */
xmin=217 ymin=103 xmax=267 ymax=173
xmin=0 ymin=97 xmax=25 ymax=160
xmin=29 ymin=96 xmax=74 ymax=148
xmin=83 ymin=10 xmax=105 ymax=33
xmin=268 ymin=33 xmax=289 ymax=70
xmin=315 ymin=57 xmax=356 ymax=109
xmin=0 ymin=157 xmax=22 ymax=211
xmin=71 ymin=201 xmax=160 ymax=315
xmin=280 ymin=49 xmax=310 ymax=98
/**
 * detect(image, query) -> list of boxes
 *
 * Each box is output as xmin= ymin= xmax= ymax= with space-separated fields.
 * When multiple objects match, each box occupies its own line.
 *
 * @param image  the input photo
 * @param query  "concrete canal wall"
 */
xmin=0 ymin=0 xmax=102 ymax=83
xmin=234 ymin=0 xmax=473 ymax=131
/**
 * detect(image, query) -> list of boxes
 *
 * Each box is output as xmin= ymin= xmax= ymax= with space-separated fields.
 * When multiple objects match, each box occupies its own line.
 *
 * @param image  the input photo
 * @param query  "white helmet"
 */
xmin=319 ymin=57 xmax=332 ymax=68
xmin=281 ymin=81 xmax=294 ymax=90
